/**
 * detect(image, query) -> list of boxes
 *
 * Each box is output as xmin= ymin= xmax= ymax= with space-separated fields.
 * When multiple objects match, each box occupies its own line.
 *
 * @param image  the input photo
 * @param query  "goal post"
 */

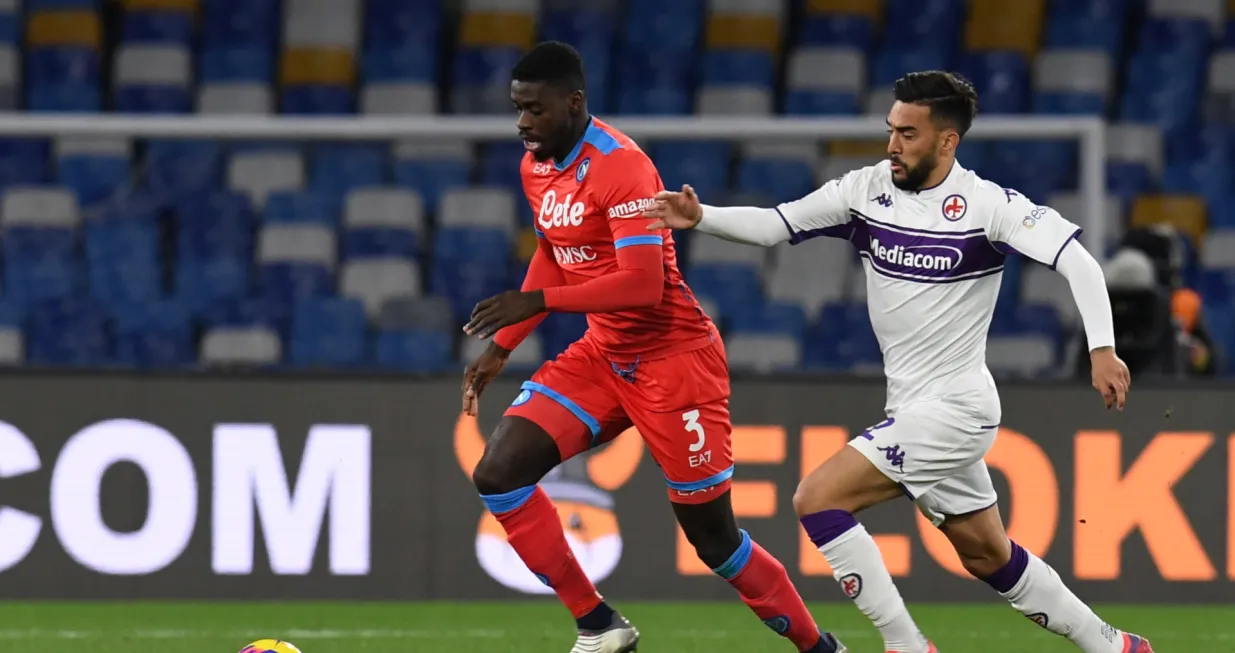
xmin=0 ymin=113 xmax=1108 ymax=257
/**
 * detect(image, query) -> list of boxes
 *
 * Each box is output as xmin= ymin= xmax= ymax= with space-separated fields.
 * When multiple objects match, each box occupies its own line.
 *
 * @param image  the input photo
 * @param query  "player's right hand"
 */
xmin=463 ymin=343 xmax=510 ymax=417
xmin=643 ymin=184 xmax=703 ymax=231
xmin=1090 ymin=346 xmax=1130 ymax=410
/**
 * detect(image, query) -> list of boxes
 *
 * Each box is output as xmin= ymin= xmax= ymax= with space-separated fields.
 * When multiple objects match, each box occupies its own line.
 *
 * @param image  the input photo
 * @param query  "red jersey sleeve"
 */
xmin=492 ymin=236 xmax=562 ymax=352
xmin=541 ymin=153 xmax=666 ymax=313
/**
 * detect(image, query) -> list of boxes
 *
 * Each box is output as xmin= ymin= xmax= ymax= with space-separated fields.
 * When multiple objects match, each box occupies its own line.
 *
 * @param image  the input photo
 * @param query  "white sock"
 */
xmin=995 ymin=544 xmax=1124 ymax=653
xmin=819 ymin=521 xmax=930 ymax=653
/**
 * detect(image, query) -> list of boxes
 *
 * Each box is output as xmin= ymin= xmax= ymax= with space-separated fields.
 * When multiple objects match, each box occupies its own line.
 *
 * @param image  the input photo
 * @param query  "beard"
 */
xmin=890 ymin=150 xmax=938 ymax=191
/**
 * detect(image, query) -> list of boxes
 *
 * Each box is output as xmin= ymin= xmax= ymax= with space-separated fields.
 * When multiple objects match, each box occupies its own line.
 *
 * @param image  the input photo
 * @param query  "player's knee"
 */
xmin=952 ymin=535 xmax=1012 ymax=579
xmin=471 ymin=457 xmax=514 ymax=496
xmin=793 ymin=476 xmax=838 ymax=516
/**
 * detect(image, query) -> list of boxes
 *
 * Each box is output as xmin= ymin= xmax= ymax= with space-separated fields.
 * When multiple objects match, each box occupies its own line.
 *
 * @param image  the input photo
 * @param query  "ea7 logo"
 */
xmin=607 ymin=197 xmax=655 ymax=219
xmin=538 ymin=190 xmax=586 ymax=230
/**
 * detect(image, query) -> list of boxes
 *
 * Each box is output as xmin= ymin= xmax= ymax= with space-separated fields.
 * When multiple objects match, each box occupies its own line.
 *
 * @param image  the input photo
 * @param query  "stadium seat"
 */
xmin=1047 ymin=191 xmax=1126 ymax=251
xmin=704 ymin=0 xmax=783 ymax=53
xmin=1130 ymin=194 xmax=1207 ymax=244
xmin=200 ymin=46 xmax=274 ymax=83
xmin=1034 ymin=50 xmax=1113 ymax=114
xmin=784 ymin=47 xmax=866 ymax=115
xmin=652 ymin=142 xmax=733 ymax=199
xmin=1205 ymin=51 xmax=1235 ymax=123
xmin=987 ymin=335 xmax=1057 ymax=377
xmin=113 ymin=44 xmax=192 ymax=113
xmin=27 ymin=297 xmax=111 ymax=366
xmin=198 ymin=83 xmax=273 ymax=114
xmin=121 ymin=3 xmax=195 ymax=45
xmin=112 ymin=298 xmax=194 ymax=368
xmin=391 ymin=140 xmax=472 ymax=213
xmin=766 ymin=238 xmax=854 ymax=315
xmin=727 ymin=332 xmax=803 ymax=372
xmin=1201 ymin=229 xmax=1235 ymax=269
xmin=344 ymin=187 xmax=424 ymax=235
xmin=0 ymin=298 xmax=24 ymax=363
xmin=737 ymin=141 xmax=818 ymax=202
xmin=0 ymin=45 xmax=16 ymax=109
xmin=459 ymin=330 xmax=543 ymax=369
xmin=361 ymin=83 xmax=437 ymax=114
xmin=27 ymin=10 xmax=102 ymax=50
xmin=697 ymin=86 xmax=774 ymax=116
xmin=1107 ymin=123 xmax=1165 ymax=181
xmin=340 ymin=258 xmax=421 ymax=318
xmin=289 ymin=296 xmax=367 ymax=367
xmin=1146 ymin=0 xmax=1226 ymax=37
xmin=256 ymin=223 xmax=338 ymax=302
xmin=966 ymin=0 xmax=1046 ymax=58
xmin=438 ymin=187 xmax=518 ymax=234
xmin=84 ymin=221 xmax=162 ymax=310
xmin=379 ymin=294 xmax=453 ymax=332
xmin=374 ymin=329 xmax=452 ymax=371
xmin=199 ymin=326 xmax=282 ymax=366
xmin=227 ymin=150 xmax=305 ymax=209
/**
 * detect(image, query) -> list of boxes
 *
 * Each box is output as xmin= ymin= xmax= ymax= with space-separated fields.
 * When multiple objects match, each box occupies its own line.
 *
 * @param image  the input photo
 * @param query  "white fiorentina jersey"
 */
xmin=776 ymin=159 xmax=1081 ymax=412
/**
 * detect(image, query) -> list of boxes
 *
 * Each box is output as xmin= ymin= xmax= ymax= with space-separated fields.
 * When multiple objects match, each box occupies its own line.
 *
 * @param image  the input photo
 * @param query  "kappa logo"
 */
xmin=607 ymin=197 xmax=656 ymax=219
xmin=871 ymin=193 xmax=893 ymax=208
xmin=942 ymin=194 xmax=968 ymax=221
xmin=1027 ymin=613 xmax=1050 ymax=629
xmin=877 ymin=444 xmax=906 ymax=473
xmin=839 ymin=573 xmax=863 ymax=599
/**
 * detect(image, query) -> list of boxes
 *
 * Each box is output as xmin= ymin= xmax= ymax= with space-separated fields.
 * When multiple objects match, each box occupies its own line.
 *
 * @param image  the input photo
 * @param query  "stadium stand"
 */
xmin=0 ymin=0 xmax=1230 ymax=375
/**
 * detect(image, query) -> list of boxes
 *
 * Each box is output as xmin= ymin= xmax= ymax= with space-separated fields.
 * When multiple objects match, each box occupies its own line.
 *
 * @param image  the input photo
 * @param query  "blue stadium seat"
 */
xmin=684 ymin=264 xmax=764 ymax=321
xmin=540 ymin=9 xmax=615 ymax=111
xmin=882 ymin=0 xmax=964 ymax=53
xmin=652 ymin=142 xmax=732 ymax=199
xmin=312 ymin=145 xmax=385 ymax=196
xmin=364 ymin=0 xmax=440 ymax=82
xmin=122 ymin=10 xmax=194 ymax=45
xmin=729 ymin=301 xmax=808 ymax=340
xmin=26 ymin=48 xmax=100 ymax=88
xmin=258 ymin=261 xmax=334 ymax=305
xmin=343 ymin=227 xmax=418 ymax=261
xmin=176 ymin=191 xmax=255 ymax=261
xmin=201 ymin=0 xmax=279 ymax=47
xmin=3 ymin=227 xmax=76 ymax=263
xmin=84 ymin=222 xmax=162 ymax=310
xmin=27 ymin=297 xmax=111 ymax=366
xmin=393 ymin=158 xmax=471 ymax=214
xmin=58 ymin=151 xmax=130 ymax=205
xmin=0 ymin=11 xmax=19 ymax=46
xmin=431 ymin=227 xmax=514 ymax=321
xmin=871 ymin=47 xmax=953 ymax=86
xmin=264 ymin=190 xmax=339 ymax=225
xmin=199 ymin=46 xmax=274 ymax=83
xmin=807 ymin=303 xmax=882 ymax=370
xmin=3 ymin=257 xmax=83 ymax=307
xmin=960 ymin=52 xmax=1030 ymax=114
xmin=703 ymin=50 xmax=775 ymax=88
xmin=798 ymin=13 xmax=877 ymax=52
xmin=204 ymin=295 xmax=287 ymax=332
xmin=282 ymin=86 xmax=354 ymax=115
xmin=375 ymin=329 xmax=453 ymax=371
xmin=27 ymin=85 xmax=101 ymax=112
xmin=0 ymin=139 xmax=51 ymax=190
xmin=175 ymin=258 xmax=249 ymax=311
xmin=112 ymin=299 xmax=194 ymax=368
xmin=736 ymin=158 xmax=815 ymax=204
xmin=289 ymin=297 xmax=367 ymax=367
xmin=145 ymin=139 xmax=222 ymax=197
xmin=1044 ymin=0 xmax=1127 ymax=54
xmin=115 ymin=86 xmax=192 ymax=114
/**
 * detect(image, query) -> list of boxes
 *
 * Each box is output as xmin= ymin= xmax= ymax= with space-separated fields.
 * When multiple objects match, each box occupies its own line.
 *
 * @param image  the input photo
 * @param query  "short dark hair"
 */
xmin=893 ymin=71 xmax=978 ymax=136
xmin=511 ymin=41 xmax=586 ymax=93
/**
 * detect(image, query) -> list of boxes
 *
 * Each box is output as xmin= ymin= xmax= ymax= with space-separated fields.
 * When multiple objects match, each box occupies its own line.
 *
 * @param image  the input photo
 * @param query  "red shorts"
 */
xmin=505 ymin=336 xmax=733 ymax=504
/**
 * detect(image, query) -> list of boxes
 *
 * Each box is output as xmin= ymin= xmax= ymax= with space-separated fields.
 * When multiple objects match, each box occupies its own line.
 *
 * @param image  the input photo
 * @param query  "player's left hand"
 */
xmin=464 ymin=290 xmax=547 ymax=339
xmin=1090 ymin=346 xmax=1131 ymax=410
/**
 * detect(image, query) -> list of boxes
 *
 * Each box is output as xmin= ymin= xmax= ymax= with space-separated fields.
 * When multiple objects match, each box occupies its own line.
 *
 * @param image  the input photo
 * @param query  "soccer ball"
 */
xmin=240 ymin=640 xmax=302 ymax=653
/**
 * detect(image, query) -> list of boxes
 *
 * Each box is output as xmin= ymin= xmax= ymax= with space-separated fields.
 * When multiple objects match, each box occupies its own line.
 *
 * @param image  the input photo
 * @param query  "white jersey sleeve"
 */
xmin=985 ymin=187 xmax=1082 ymax=269
xmin=776 ymin=168 xmax=865 ymax=244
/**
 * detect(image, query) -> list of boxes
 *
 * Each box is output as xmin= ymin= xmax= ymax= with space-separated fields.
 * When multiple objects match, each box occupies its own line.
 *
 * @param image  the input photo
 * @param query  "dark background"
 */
xmin=0 ymin=372 xmax=1230 ymax=602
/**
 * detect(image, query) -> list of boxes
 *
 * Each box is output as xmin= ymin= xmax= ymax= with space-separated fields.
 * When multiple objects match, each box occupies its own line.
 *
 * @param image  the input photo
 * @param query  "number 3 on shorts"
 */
xmin=683 ymin=409 xmax=705 ymax=452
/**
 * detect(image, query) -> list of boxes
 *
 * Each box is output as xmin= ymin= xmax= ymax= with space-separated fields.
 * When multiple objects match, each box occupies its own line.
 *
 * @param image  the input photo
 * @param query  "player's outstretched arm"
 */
xmin=643 ymin=184 xmax=791 ymax=247
xmin=1055 ymin=242 xmax=1130 ymax=410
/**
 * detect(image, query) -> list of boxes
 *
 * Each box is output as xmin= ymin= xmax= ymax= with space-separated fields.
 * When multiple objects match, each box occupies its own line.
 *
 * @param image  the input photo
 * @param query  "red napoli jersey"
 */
xmin=521 ymin=117 xmax=718 ymax=362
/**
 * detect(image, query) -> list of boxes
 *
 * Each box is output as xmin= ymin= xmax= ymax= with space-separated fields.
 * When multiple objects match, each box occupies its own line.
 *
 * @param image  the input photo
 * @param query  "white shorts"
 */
xmin=849 ymin=391 xmax=1001 ymax=527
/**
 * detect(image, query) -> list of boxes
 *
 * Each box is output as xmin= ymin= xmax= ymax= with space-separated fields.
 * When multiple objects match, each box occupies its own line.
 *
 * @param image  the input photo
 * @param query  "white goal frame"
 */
xmin=0 ymin=114 xmax=1108 ymax=257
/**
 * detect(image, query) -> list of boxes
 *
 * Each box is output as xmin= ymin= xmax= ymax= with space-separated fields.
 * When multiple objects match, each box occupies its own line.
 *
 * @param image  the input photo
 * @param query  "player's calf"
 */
xmin=473 ymin=416 xmax=618 ymax=632
xmin=794 ymin=447 xmax=931 ymax=653
xmin=939 ymin=506 xmax=1147 ymax=653
xmin=673 ymin=491 xmax=842 ymax=653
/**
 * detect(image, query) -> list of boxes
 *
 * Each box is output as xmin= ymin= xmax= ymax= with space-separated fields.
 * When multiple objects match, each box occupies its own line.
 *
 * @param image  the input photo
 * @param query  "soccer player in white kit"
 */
xmin=643 ymin=71 xmax=1152 ymax=653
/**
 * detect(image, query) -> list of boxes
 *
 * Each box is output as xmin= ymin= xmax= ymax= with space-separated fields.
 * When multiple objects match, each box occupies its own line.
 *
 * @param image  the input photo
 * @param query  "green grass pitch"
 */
xmin=0 ymin=601 xmax=1222 ymax=652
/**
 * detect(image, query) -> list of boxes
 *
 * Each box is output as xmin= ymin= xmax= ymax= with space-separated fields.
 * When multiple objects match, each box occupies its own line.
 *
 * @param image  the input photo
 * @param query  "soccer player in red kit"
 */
xmin=461 ymin=42 xmax=846 ymax=653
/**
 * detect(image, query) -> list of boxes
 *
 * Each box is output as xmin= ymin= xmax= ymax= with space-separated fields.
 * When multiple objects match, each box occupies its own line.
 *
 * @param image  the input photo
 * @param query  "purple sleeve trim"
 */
xmin=1049 ymin=227 xmax=1083 ymax=270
